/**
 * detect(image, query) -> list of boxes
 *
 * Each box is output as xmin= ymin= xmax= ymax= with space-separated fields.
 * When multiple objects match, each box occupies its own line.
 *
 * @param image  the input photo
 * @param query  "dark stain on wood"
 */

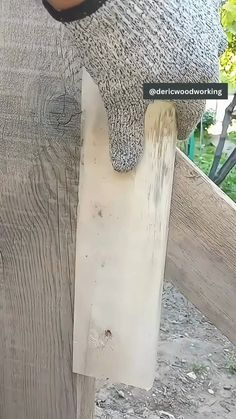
xmin=104 ymin=330 xmax=112 ymax=339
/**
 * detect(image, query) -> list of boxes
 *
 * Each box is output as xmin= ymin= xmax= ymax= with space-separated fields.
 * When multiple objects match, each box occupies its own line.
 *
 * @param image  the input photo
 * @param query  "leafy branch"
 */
xmin=209 ymin=94 xmax=236 ymax=180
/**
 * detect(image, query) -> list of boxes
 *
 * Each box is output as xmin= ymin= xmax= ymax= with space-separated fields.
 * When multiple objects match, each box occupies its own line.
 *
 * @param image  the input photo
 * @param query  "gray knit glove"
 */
xmin=63 ymin=0 xmax=227 ymax=172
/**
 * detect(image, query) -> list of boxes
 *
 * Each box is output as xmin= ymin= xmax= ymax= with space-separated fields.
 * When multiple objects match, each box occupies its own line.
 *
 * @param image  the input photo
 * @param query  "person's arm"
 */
xmin=47 ymin=0 xmax=85 ymax=10
xmin=43 ymin=0 xmax=105 ymax=22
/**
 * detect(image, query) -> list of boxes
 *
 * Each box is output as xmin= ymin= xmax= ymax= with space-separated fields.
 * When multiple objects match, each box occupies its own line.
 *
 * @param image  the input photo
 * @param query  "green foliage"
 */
xmin=193 ymin=131 xmax=236 ymax=202
xmin=227 ymin=351 xmax=236 ymax=374
xmin=229 ymin=364 xmax=236 ymax=374
xmin=221 ymin=0 xmax=236 ymax=34
xmin=196 ymin=109 xmax=216 ymax=132
xmin=191 ymin=363 xmax=208 ymax=375
xmin=228 ymin=130 xmax=236 ymax=143
xmin=220 ymin=0 xmax=236 ymax=90
xmin=222 ymin=168 xmax=236 ymax=201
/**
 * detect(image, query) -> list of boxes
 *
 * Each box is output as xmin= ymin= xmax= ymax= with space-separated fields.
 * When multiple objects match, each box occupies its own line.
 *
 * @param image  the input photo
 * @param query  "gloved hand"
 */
xmin=44 ymin=0 xmax=227 ymax=172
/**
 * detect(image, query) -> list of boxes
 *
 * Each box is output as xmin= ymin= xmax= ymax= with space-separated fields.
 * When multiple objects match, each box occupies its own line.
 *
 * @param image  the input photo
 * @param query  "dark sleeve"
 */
xmin=42 ymin=0 xmax=107 ymax=22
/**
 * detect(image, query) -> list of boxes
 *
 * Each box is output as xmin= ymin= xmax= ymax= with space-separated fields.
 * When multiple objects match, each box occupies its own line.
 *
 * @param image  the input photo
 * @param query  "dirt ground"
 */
xmin=95 ymin=282 xmax=236 ymax=419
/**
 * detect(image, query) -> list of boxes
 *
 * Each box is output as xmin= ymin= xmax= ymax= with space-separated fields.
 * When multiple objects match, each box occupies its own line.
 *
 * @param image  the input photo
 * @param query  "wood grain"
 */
xmin=167 ymin=150 xmax=236 ymax=345
xmin=73 ymin=72 xmax=177 ymax=389
xmin=0 ymin=1 xmax=94 ymax=418
xmin=77 ymin=375 xmax=95 ymax=419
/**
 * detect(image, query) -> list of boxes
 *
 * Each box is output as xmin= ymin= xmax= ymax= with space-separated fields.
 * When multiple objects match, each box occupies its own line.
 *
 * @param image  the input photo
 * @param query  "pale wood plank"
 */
xmin=73 ymin=72 xmax=177 ymax=389
xmin=167 ymin=150 xmax=236 ymax=345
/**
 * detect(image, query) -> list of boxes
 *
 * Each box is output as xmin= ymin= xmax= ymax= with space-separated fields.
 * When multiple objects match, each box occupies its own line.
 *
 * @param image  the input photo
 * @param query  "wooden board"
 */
xmin=167 ymin=151 xmax=236 ymax=345
xmin=0 ymin=1 xmax=94 ymax=418
xmin=73 ymin=72 xmax=177 ymax=389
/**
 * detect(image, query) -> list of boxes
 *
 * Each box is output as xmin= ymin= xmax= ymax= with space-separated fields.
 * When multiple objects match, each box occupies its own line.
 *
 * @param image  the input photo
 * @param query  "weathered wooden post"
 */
xmin=0 ymin=2 xmax=95 ymax=418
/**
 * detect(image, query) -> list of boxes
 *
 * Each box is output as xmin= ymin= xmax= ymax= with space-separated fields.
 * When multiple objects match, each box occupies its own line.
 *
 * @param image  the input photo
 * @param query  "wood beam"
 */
xmin=167 ymin=150 xmax=236 ymax=345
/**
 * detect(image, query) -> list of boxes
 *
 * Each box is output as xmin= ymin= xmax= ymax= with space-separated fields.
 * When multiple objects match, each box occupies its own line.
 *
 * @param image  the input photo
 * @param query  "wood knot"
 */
xmin=44 ymin=94 xmax=81 ymax=134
